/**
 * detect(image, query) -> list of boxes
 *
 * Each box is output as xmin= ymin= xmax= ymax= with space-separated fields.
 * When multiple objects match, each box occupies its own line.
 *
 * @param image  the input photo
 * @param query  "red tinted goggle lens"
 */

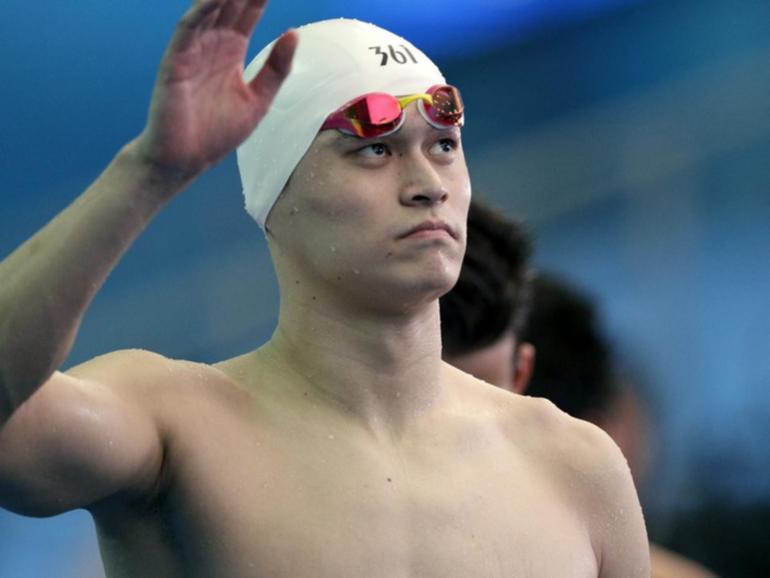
xmin=424 ymin=85 xmax=464 ymax=127
xmin=322 ymin=85 xmax=464 ymax=138
xmin=348 ymin=94 xmax=404 ymax=137
xmin=352 ymin=94 xmax=403 ymax=126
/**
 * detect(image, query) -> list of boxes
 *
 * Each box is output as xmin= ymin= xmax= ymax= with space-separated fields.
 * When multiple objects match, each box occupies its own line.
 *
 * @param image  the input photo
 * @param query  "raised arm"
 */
xmin=0 ymin=0 xmax=296 ymax=514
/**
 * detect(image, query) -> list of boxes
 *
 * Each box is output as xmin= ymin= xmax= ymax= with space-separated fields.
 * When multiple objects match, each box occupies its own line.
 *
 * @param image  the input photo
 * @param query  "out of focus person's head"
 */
xmin=519 ymin=273 xmax=654 ymax=482
xmin=522 ymin=274 xmax=651 ymax=486
xmin=441 ymin=198 xmax=534 ymax=392
xmin=519 ymin=274 xmax=617 ymax=419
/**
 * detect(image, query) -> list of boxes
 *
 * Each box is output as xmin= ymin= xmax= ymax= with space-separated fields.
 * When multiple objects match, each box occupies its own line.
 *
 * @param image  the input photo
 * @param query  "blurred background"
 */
xmin=1 ymin=0 xmax=768 ymax=576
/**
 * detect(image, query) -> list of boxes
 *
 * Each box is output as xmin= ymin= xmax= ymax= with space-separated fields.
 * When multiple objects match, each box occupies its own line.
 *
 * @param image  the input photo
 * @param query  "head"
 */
xmin=520 ymin=273 xmax=653 ymax=484
xmin=440 ymin=199 xmax=534 ymax=392
xmin=519 ymin=274 xmax=616 ymax=418
xmin=238 ymin=20 xmax=471 ymax=315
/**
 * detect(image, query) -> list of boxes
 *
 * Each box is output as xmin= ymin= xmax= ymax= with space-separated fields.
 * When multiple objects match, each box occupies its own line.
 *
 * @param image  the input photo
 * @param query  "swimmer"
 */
xmin=0 ymin=1 xmax=650 ymax=576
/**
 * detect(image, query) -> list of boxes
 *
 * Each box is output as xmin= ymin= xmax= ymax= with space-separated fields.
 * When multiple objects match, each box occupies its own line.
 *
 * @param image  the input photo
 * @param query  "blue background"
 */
xmin=1 ymin=0 xmax=769 ymax=575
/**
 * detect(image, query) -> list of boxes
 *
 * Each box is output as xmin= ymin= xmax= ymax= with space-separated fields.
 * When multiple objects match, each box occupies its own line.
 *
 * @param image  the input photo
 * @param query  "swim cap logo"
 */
xmin=368 ymin=45 xmax=419 ymax=67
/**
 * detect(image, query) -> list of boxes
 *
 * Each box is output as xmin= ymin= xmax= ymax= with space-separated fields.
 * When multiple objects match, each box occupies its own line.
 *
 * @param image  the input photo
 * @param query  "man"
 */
xmin=440 ymin=199 xmax=535 ymax=393
xmin=0 ymin=1 xmax=649 ymax=576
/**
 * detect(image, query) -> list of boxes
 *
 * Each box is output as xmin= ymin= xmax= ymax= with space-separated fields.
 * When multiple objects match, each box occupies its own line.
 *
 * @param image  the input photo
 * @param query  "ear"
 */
xmin=512 ymin=343 xmax=535 ymax=394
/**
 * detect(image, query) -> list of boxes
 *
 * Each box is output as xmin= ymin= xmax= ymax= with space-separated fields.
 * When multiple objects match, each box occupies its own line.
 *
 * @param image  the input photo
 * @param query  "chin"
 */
xmin=332 ymin=248 xmax=462 ymax=311
xmin=399 ymin=262 xmax=461 ymax=301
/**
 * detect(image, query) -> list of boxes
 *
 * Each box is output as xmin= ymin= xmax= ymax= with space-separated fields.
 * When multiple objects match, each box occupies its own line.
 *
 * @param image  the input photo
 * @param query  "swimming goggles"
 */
xmin=320 ymin=84 xmax=464 ymax=139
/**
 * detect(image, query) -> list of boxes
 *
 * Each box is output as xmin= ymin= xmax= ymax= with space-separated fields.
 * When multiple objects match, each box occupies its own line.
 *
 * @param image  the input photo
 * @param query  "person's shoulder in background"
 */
xmin=651 ymin=543 xmax=719 ymax=578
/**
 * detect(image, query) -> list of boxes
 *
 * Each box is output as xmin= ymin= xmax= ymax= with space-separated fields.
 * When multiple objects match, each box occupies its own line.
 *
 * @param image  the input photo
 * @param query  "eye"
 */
xmin=357 ymin=142 xmax=391 ymax=158
xmin=430 ymin=137 xmax=458 ymax=156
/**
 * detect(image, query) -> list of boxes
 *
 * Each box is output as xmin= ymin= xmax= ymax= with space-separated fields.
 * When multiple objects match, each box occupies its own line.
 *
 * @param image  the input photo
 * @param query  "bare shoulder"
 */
xmin=87 ymin=348 xmax=260 ymax=433
xmin=68 ymin=347 xmax=209 ymax=387
xmin=450 ymin=366 xmax=629 ymax=486
xmin=445 ymin=363 xmax=614 ymax=461
xmin=510 ymin=394 xmax=650 ymax=576
xmin=446 ymin=365 xmax=650 ymax=576
xmin=509 ymin=393 xmax=630 ymax=493
xmin=0 ymin=349 xmax=216 ymax=517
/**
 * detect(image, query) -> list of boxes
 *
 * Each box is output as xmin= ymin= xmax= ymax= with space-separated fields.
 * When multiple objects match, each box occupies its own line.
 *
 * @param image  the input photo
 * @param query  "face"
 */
xmin=267 ymin=104 xmax=472 ymax=313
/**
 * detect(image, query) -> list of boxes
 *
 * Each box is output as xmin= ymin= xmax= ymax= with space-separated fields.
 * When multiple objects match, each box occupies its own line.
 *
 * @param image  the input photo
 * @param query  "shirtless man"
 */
xmin=0 ymin=1 xmax=650 ymax=576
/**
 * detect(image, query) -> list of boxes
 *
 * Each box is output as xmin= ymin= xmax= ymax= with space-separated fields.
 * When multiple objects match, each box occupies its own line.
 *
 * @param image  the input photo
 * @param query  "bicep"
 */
xmin=0 ymin=359 xmax=164 ymax=517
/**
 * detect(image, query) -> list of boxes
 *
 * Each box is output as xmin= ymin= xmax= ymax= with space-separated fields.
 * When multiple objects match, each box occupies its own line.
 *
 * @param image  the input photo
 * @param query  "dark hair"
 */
xmin=440 ymin=198 xmax=533 ymax=357
xmin=519 ymin=273 xmax=619 ymax=419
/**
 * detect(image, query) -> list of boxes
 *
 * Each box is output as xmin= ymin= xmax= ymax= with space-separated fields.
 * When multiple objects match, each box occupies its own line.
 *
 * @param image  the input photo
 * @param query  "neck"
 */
xmin=263 ymin=293 xmax=447 ymax=436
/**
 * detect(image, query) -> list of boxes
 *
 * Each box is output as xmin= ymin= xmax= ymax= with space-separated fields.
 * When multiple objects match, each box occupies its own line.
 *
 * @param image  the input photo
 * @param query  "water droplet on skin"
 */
xmin=353 ymin=269 xmax=361 ymax=275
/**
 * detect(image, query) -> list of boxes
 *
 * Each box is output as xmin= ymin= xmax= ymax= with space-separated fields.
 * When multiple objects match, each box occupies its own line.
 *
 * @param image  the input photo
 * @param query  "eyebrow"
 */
xmin=328 ymin=125 xmax=461 ymax=148
xmin=327 ymin=132 xmax=363 ymax=151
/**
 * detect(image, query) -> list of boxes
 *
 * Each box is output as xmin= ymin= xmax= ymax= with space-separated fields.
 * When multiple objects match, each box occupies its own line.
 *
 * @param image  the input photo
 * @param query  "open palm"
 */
xmin=137 ymin=0 xmax=297 ymax=178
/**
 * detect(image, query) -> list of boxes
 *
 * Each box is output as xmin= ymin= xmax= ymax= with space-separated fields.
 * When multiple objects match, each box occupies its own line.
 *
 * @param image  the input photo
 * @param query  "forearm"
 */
xmin=0 ymin=138 xmax=195 ymax=414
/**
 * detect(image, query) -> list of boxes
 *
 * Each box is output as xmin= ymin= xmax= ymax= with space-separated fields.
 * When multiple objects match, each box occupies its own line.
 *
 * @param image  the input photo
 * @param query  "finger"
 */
xmin=248 ymin=30 xmax=298 ymax=107
xmin=234 ymin=0 xmax=268 ymax=37
xmin=214 ymin=0 xmax=248 ymax=29
xmin=169 ymin=0 xmax=224 ymax=53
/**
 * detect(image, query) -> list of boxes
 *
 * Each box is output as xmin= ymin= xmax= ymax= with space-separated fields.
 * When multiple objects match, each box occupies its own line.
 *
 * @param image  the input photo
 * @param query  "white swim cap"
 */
xmin=236 ymin=19 xmax=446 ymax=229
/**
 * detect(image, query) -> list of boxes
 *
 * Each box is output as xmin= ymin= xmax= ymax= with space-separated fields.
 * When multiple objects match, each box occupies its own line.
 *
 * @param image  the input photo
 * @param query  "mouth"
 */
xmin=398 ymin=220 xmax=457 ymax=240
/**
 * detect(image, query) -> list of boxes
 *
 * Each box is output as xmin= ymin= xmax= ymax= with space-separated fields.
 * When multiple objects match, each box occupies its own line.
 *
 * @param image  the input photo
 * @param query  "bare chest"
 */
xmin=132 ymin=422 xmax=599 ymax=578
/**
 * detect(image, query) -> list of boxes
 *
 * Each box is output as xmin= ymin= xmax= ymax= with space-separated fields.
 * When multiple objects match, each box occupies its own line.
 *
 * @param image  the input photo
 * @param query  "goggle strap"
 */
xmin=396 ymin=93 xmax=433 ymax=109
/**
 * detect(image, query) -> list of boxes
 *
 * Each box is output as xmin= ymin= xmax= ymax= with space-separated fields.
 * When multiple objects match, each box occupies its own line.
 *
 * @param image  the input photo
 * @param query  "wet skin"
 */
xmin=0 ymin=110 xmax=648 ymax=578
xmin=59 ymin=349 xmax=607 ymax=578
xmin=1 ymin=117 xmax=646 ymax=577
xmin=0 ymin=1 xmax=648 ymax=574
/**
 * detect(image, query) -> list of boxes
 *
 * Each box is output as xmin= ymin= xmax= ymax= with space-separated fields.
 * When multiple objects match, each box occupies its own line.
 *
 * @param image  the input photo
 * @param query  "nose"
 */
xmin=399 ymin=153 xmax=449 ymax=207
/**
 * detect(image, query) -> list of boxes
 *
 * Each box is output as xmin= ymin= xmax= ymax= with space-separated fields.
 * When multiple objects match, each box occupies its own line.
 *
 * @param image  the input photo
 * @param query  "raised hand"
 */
xmin=135 ymin=0 xmax=297 ymax=180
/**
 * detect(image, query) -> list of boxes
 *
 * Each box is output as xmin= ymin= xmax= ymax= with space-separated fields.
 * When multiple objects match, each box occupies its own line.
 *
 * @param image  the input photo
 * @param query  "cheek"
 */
xmin=298 ymin=171 xmax=385 ymax=232
xmin=452 ymin=165 xmax=472 ymax=206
